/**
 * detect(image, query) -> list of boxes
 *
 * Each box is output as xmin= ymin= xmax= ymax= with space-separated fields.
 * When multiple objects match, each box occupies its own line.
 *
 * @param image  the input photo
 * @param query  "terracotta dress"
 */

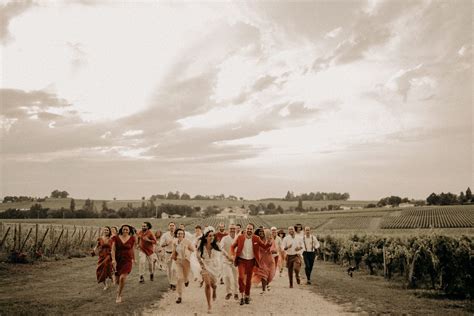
xmin=96 ymin=237 xmax=114 ymax=283
xmin=113 ymin=235 xmax=136 ymax=276
xmin=252 ymin=239 xmax=276 ymax=285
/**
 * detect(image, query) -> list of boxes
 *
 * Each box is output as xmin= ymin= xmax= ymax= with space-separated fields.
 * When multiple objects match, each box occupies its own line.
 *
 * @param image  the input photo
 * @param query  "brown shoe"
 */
xmin=176 ymin=297 xmax=182 ymax=304
xmin=225 ymin=293 xmax=232 ymax=300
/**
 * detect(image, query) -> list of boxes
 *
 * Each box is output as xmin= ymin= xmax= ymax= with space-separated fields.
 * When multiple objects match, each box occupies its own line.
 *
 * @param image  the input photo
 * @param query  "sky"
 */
xmin=0 ymin=0 xmax=472 ymax=201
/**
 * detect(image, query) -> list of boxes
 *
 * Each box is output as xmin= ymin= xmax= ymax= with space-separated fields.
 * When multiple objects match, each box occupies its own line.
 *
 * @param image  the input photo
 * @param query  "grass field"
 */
xmin=0 ymin=198 xmax=375 ymax=211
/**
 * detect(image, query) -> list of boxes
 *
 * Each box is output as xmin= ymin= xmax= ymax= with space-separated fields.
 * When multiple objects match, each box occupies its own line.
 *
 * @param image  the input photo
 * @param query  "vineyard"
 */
xmin=320 ymin=216 xmax=378 ymax=230
xmin=381 ymin=206 xmax=474 ymax=229
xmin=0 ymin=222 xmax=101 ymax=262
xmin=189 ymin=216 xmax=273 ymax=229
xmin=317 ymin=233 xmax=473 ymax=297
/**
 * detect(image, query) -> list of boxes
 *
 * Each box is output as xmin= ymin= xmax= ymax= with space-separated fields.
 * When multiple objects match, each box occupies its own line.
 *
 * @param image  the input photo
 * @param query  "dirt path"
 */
xmin=143 ymin=270 xmax=352 ymax=315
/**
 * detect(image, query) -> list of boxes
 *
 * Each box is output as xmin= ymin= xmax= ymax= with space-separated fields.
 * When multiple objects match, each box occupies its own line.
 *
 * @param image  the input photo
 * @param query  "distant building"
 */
xmin=161 ymin=212 xmax=169 ymax=219
xmin=399 ymin=203 xmax=415 ymax=208
xmin=340 ymin=206 xmax=351 ymax=210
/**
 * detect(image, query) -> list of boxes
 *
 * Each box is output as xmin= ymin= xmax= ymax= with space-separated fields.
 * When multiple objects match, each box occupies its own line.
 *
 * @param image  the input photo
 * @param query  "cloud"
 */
xmin=0 ymin=0 xmax=34 ymax=43
xmin=325 ymin=26 xmax=342 ymax=39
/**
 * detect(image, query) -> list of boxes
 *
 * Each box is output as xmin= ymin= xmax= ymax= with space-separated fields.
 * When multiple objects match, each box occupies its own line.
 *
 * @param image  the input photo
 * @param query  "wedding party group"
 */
xmin=92 ymin=221 xmax=320 ymax=314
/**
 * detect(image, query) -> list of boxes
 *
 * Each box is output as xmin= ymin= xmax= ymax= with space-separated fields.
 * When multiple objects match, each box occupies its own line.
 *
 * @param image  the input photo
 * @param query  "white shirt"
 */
xmin=303 ymin=234 xmax=320 ymax=252
xmin=295 ymin=231 xmax=304 ymax=255
xmin=161 ymin=231 xmax=175 ymax=252
xmin=240 ymin=237 xmax=254 ymax=260
xmin=220 ymin=234 xmax=235 ymax=254
xmin=282 ymin=235 xmax=304 ymax=256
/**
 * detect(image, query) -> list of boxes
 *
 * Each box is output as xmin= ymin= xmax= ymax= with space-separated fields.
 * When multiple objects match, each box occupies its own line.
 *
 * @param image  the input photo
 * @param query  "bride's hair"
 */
xmin=198 ymin=229 xmax=221 ymax=258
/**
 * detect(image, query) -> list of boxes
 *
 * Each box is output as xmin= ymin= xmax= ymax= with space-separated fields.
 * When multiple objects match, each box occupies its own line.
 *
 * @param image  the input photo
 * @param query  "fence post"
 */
xmin=65 ymin=229 xmax=69 ymax=253
xmin=0 ymin=227 xmax=11 ymax=250
xmin=52 ymin=229 xmax=65 ymax=254
xmin=18 ymin=223 xmax=22 ymax=252
xmin=13 ymin=224 xmax=17 ymax=251
xmin=20 ymin=227 xmax=33 ymax=252
xmin=88 ymin=227 xmax=92 ymax=248
xmin=34 ymin=224 xmax=39 ymax=252
xmin=383 ymin=246 xmax=387 ymax=278
xmin=37 ymin=228 xmax=50 ymax=252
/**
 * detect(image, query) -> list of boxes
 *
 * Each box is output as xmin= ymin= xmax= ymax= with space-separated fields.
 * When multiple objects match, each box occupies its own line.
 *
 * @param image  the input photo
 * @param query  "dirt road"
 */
xmin=144 ymin=270 xmax=351 ymax=316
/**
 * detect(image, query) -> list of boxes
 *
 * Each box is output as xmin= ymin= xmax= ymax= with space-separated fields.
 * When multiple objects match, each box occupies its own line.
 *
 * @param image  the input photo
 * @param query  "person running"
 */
xmin=111 ymin=225 xmax=136 ymax=303
xmin=277 ymin=229 xmax=286 ymax=277
xmin=270 ymin=227 xmax=282 ymax=274
xmin=252 ymin=228 xmax=275 ymax=294
xmin=215 ymin=222 xmax=228 ymax=242
xmin=282 ymin=226 xmax=304 ymax=288
xmin=231 ymin=223 xmax=272 ymax=305
xmin=196 ymin=227 xmax=221 ymax=314
xmin=219 ymin=224 xmax=239 ymax=300
xmin=172 ymin=228 xmax=195 ymax=304
xmin=154 ymin=229 xmax=165 ymax=271
xmin=93 ymin=226 xmax=114 ymax=290
xmin=161 ymin=222 xmax=177 ymax=290
xmin=137 ymin=222 xmax=157 ymax=283
xmin=235 ymin=223 xmax=242 ymax=236
xmin=302 ymin=226 xmax=320 ymax=285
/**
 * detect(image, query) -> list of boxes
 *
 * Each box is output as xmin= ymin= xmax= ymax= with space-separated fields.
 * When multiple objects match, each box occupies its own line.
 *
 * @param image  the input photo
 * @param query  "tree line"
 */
xmin=284 ymin=191 xmax=350 ymax=201
xmin=426 ymin=187 xmax=472 ymax=205
xmin=0 ymin=199 xmax=200 ymax=219
xmin=150 ymin=191 xmax=242 ymax=201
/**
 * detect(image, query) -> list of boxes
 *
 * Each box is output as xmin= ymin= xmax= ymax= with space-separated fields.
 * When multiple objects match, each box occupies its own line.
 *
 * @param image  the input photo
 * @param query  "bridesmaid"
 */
xmin=196 ymin=227 xmax=221 ymax=314
xmin=93 ymin=226 xmax=114 ymax=290
xmin=111 ymin=224 xmax=136 ymax=303
xmin=172 ymin=228 xmax=195 ymax=304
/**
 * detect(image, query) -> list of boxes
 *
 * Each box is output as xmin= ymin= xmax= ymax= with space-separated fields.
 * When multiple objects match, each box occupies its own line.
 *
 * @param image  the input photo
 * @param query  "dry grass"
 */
xmin=310 ymin=260 xmax=473 ymax=315
xmin=0 ymin=256 xmax=168 ymax=315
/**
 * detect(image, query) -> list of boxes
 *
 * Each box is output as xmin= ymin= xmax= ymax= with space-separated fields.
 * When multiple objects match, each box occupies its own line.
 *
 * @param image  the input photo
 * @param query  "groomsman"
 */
xmin=137 ymin=222 xmax=158 ymax=283
xmin=220 ymin=224 xmax=240 ymax=300
xmin=302 ymin=226 xmax=320 ymax=285
xmin=231 ymin=223 xmax=272 ymax=305
xmin=282 ymin=226 xmax=304 ymax=288
xmin=161 ymin=222 xmax=177 ymax=290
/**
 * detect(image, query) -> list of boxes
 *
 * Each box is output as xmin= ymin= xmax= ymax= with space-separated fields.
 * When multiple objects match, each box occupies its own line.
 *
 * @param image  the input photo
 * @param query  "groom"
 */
xmin=231 ymin=223 xmax=272 ymax=305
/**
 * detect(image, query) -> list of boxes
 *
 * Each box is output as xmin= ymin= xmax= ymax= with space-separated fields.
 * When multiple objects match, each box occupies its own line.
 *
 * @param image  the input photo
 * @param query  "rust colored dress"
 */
xmin=252 ymin=239 xmax=276 ymax=285
xmin=96 ymin=237 xmax=114 ymax=283
xmin=113 ymin=235 xmax=136 ymax=276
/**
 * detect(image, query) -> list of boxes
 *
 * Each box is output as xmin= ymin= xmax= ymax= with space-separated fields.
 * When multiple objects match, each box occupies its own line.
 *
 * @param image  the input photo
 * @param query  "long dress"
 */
xmin=252 ymin=239 xmax=276 ymax=285
xmin=113 ymin=235 xmax=136 ymax=276
xmin=96 ymin=237 xmax=114 ymax=283
xmin=200 ymin=247 xmax=221 ymax=284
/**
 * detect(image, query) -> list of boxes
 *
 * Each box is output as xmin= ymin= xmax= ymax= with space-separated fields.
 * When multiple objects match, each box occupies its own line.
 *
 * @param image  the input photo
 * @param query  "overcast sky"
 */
xmin=0 ymin=0 xmax=472 ymax=200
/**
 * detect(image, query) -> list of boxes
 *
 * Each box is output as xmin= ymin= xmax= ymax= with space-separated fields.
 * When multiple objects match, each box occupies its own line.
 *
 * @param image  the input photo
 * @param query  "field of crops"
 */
xmin=190 ymin=216 xmax=273 ymax=229
xmin=0 ymin=198 xmax=375 ymax=212
xmin=320 ymin=216 xmax=378 ymax=230
xmin=381 ymin=205 xmax=474 ymax=229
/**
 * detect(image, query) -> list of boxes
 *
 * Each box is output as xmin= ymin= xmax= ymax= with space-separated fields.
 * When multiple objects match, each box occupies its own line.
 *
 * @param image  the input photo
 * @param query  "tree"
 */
xmin=459 ymin=191 xmax=466 ymax=204
xmin=296 ymin=198 xmax=304 ymax=211
xmin=101 ymin=200 xmax=108 ymax=212
xmin=50 ymin=190 xmax=69 ymax=198
xmin=388 ymin=196 xmax=402 ymax=207
xmin=285 ymin=191 xmax=295 ymax=201
xmin=426 ymin=193 xmax=439 ymax=205
xmin=181 ymin=193 xmax=191 ymax=200
xmin=70 ymin=198 xmax=75 ymax=212
xmin=466 ymin=187 xmax=472 ymax=202
xmin=84 ymin=198 xmax=94 ymax=212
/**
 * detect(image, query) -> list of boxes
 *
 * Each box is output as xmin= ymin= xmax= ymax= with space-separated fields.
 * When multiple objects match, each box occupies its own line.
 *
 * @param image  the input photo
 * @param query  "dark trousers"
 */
xmin=237 ymin=258 xmax=255 ymax=296
xmin=303 ymin=251 xmax=316 ymax=281
xmin=286 ymin=254 xmax=301 ymax=287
